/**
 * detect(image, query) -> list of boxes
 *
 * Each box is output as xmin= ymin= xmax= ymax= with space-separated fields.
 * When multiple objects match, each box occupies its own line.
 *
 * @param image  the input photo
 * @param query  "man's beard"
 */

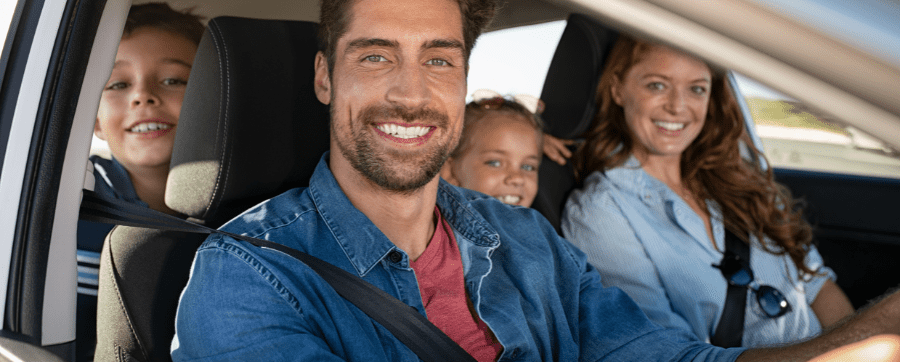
xmin=333 ymin=103 xmax=456 ymax=194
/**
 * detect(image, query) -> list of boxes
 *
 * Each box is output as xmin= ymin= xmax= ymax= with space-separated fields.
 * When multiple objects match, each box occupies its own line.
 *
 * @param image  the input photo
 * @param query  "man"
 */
xmin=171 ymin=0 xmax=900 ymax=360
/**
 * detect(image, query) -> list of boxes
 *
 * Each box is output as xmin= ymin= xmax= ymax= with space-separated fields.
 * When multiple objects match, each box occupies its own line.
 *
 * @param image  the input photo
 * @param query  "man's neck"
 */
xmin=330 ymin=154 xmax=439 ymax=261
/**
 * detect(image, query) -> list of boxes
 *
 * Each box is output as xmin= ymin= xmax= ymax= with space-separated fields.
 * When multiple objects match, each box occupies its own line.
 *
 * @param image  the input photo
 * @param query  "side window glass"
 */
xmin=1 ymin=2 xmax=15 ymax=43
xmin=466 ymin=20 xmax=566 ymax=100
xmin=734 ymin=73 xmax=900 ymax=179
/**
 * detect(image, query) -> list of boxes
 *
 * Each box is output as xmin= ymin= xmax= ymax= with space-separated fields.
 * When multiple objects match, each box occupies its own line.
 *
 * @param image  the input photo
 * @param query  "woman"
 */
xmin=561 ymin=35 xmax=855 ymax=347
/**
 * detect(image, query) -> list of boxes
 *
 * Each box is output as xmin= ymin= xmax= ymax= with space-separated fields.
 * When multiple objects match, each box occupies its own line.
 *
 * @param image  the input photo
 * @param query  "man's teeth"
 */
xmin=654 ymin=121 xmax=685 ymax=131
xmin=377 ymin=124 xmax=430 ymax=139
xmin=496 ymin=195 xmax=521 ymax=205
xmin=129 ymin=122 xmax=173 ymax=133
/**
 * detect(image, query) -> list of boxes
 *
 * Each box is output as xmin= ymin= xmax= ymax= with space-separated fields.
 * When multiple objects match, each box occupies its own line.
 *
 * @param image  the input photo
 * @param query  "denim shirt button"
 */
xmin=388 ymin=250 xmax=403 ymax=263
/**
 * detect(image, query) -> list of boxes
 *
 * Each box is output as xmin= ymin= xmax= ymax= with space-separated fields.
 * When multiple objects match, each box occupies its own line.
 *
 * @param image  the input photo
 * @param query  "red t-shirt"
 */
xmin=409 ymin=208 xmax=503 ymax=362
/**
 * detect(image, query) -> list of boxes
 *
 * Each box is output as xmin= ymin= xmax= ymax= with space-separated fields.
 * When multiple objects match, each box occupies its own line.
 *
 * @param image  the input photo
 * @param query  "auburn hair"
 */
xmin=573 ymin=35 xmax=817 ymax=277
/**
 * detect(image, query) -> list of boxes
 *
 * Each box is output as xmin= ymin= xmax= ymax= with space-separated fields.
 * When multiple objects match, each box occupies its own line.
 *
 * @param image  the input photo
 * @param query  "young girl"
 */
xmin=441 ymin=89 xmax=544 ymax=207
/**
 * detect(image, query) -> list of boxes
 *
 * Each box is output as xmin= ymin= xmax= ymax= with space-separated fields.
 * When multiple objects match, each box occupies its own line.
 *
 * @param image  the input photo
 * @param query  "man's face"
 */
xmin=315 ymin=0 xmax=467 ymax=193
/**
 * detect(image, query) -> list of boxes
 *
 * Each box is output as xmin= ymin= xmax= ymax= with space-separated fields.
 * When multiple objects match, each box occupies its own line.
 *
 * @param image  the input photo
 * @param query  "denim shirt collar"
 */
xmin=306 ymin=153 xmax=501 ymax=276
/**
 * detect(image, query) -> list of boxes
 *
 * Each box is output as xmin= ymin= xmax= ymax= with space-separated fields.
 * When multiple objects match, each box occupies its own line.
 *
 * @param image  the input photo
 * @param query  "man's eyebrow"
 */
xmin=346 ymin=38 xmax=399 ymax=52
xmin=423 ymin=39 xmax=464 ymax=52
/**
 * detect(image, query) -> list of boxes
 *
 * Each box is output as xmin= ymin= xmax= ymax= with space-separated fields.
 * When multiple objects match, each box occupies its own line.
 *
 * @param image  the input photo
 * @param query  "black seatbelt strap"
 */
xmin=79 ymin=190 xmax=477 ymax=362
xmin=710 ymin=229 xmax=750 ymax=348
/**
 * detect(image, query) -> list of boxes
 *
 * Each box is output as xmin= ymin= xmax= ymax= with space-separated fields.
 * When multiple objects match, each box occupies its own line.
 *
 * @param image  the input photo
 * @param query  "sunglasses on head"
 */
xmin=714 ymin=251 xmax=792 ymax=318
xmin=470 ymin=89 xmax=544 ymax=115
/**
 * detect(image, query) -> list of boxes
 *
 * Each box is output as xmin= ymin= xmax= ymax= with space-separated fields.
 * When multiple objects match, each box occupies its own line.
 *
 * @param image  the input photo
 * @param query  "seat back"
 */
xmin=95 ymin=17 xmax=329 ymax=362
xmin=531 ymin=14 xmax=618 ymax=234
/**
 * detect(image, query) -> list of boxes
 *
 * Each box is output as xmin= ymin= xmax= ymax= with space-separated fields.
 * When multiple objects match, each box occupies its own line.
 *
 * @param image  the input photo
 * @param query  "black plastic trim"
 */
xmin=0 ymin=0 xmax=42 ymax=183
xmin=5 ymin=0 xmax=106 ymax=357
xmin=0 ymin=0 xmax=45 ymax=338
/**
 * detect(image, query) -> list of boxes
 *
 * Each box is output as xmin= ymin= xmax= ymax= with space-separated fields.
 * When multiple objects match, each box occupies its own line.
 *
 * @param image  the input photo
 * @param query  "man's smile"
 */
xmin=374 ymin=122 xmax=436 ymax=144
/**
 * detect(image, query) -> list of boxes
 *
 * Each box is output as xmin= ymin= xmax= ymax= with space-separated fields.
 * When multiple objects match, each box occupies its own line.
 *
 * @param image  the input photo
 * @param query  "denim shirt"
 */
xmin=562 ymin=156 xmax=832 ymax=348
xmin=171 ymin=153 xmax=743 ymax=361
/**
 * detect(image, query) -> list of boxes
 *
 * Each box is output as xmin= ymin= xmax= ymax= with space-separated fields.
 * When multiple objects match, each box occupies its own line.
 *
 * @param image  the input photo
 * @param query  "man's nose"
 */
xmin=385 ymin=61 xmax=430 ymax=110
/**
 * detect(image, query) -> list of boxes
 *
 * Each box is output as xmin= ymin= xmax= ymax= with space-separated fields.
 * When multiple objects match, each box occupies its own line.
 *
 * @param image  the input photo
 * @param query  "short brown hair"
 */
xmin=318 ymin=0 xmax=497 ymax=72
xmin=123 ymin=3 xmax=205 ymax=45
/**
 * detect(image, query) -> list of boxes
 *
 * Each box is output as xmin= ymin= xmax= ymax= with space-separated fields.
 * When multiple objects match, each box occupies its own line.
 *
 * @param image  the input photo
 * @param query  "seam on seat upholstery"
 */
xmin=105 ymin=237 xmax=151 ymax=361
xmin=203 ymin=22 xmax=234 ymax=220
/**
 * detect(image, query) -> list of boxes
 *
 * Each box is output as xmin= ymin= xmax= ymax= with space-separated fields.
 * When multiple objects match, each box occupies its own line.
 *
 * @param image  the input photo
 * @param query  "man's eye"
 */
xmin=105 ymin=82 xmax=127 ymax=90
xmin=425 ymin=58 xmax=449 ymax=66
xmin=485 ymin=160 xmax=501 ymax=167
xmin=162 ymin=78 xmax=188 ymax=86
xmin=364 ymin=55 xmax=387 ymax=63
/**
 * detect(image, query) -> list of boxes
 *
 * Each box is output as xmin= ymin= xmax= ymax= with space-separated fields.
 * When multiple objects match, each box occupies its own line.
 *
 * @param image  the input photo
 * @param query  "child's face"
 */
xmin=95 ymin=27 xmax=197 ymax=171
xmin=443 ymin=113 xmax=541 ymax=207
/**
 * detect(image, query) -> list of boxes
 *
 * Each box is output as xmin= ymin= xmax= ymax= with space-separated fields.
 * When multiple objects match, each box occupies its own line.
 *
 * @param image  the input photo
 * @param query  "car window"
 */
xmin=734 ymin=73 xmax=900 ymax=179
xmin=0 ymin=1 xmax=16 ymax=46
xmin=466 ymin=20 xmax=566 ymax=101
xmin=469 ymin=21 xmax=900 ymax=181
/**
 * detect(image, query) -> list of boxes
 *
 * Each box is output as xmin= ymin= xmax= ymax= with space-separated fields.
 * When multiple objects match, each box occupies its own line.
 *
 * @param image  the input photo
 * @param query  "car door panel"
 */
xmin=775 ymin=168 xmax=900 ymax=309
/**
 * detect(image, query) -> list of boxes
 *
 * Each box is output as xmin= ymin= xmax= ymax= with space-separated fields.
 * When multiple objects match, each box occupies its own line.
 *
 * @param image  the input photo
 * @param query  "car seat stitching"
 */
xmin=204 ymin=22 xmax=233 ymax=220
xmin=104 ymin=232 xmax=151 ymax=361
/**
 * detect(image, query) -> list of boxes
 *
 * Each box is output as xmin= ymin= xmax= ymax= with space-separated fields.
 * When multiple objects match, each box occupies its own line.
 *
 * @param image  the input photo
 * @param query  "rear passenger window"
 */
xmin=734 ymin=74 xmax=900 ymax=179
xmin=466 ymin=20 xmax=566 ymax=100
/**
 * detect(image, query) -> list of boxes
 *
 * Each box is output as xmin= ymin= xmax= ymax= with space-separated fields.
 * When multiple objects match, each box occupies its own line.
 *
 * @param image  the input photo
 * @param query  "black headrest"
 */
xmin=532 ymin=14 xmax=617 ymax=234
xmin=539 ymin=13 xmax=618 ymax=139
xmin=165 ymin=17 xmax=330 ymax=226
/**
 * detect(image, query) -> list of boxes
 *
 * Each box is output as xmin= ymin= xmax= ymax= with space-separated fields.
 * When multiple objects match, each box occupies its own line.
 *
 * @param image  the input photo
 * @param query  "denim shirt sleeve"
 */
xmin=562 ymin=176 xmax=695 ymax=334
xmin=171 ymin=234 xmax=345 ymax=362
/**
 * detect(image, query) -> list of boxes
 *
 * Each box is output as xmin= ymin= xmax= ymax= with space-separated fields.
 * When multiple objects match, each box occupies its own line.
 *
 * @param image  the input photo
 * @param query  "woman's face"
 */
xmin=612 ymin=45 xmax=712 ymax=161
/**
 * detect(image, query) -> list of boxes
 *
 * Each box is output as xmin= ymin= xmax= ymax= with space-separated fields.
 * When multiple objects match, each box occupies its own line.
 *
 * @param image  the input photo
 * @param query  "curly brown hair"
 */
xmin=573 ymin=35 xmax=817 ymax=277
xmin=317 ymin=0 xmax=497 ymax=72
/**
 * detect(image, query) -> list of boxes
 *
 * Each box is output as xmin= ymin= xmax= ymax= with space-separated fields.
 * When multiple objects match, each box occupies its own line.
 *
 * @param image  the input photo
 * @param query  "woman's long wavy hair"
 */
xmin=573 ymin=35 xmax=817 ymax=277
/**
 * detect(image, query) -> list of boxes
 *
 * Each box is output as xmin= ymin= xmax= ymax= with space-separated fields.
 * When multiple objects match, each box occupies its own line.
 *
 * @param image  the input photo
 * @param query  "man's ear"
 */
xmin=440 ymin=159 xmax=459 ymax=186
xmin=93 ymin=118 xmax=107 ymax=141
xmin=314 ymin=52 xmax=332 ymax=105
xmin=610 ymin=76 xmax=624 ymax=106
